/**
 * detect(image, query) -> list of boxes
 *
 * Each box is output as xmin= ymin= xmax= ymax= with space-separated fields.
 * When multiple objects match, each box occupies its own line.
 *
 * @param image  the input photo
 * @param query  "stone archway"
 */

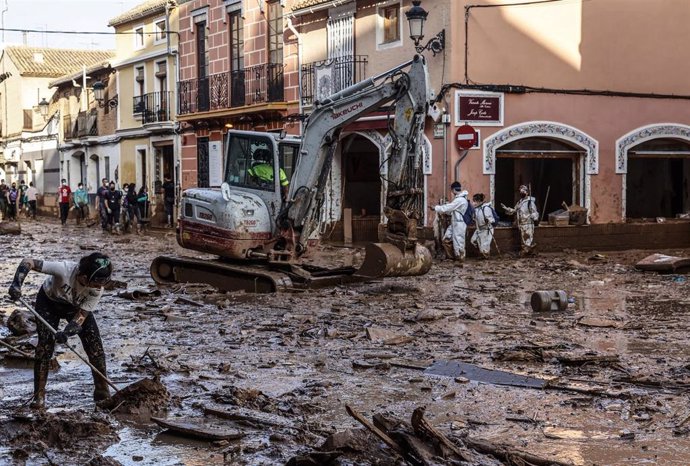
xmin=616 ymin=124 xmax=690 ymax=220
xmin=483 ymin=121 xmax=599 ymax=213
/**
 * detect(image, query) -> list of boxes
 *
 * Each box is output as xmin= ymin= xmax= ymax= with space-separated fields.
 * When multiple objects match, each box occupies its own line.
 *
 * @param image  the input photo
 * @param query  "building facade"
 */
xmin=108 ymin=0 xmax=180 ymax=224
xmin=175 ymin=0 xmax=299 ymax=190
xmin=0 ymin=46 xmax=113 ymax=199
xmin=50 ymin=61 xmax=118 ymax=202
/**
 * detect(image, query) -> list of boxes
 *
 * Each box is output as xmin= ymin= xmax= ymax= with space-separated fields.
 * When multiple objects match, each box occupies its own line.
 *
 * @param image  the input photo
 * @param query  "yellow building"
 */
xmin=108 ymin=0 xmax=179 ymax=223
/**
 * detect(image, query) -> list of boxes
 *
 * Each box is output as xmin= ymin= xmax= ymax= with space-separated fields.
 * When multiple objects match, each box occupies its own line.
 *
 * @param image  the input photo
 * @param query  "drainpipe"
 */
xmin=454 ymin=149 xmax=469 ymax=185
xmin=286 ymin=17 xmax=303 ymax=134
xmin=442 ymin=111 xmax=449 ymax=197
xmin=166 ymin=0 xmax=181 ymax=207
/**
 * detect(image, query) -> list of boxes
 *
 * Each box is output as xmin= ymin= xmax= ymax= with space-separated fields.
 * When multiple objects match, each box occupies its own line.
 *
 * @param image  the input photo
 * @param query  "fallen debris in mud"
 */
xmin=1 ymin=411 xmax=118 ymax=459
xmin=98 ymin=376 xmax=171 ymax=415
xmin=0 ymin=221 xmax=21 ymax=235
xmin=635 ymin=253 xmax=690 ymax=273
xmin=6 ymin=309 xmax=36 ymax=336
xmin=424 ymin=360 xmax=548 ymax=389
xmin=211 ymin=385 xmax=277 ymax=412
xmin=152 ymin=416 xmax=245 ymax=441
xmin=116 ymin=288 xmax=162 ymax=300
xmin=291 ymin=405 xmax=574 ymax=466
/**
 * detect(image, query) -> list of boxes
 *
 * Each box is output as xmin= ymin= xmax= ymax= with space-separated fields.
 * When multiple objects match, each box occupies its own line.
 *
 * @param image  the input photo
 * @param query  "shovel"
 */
xmin=18 ymin=297 xmax=120 ymax=394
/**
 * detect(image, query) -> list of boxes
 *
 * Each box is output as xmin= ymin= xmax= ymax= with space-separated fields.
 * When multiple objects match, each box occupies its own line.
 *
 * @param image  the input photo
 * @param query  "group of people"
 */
xmin=0 ymin=179 xmax=39 ymax=221
xmin=55 ymin=176 xmax=176 ymax=234
xmin=433 ymin=182 xmax=539 ymax=264
xmin=94 ymin=178 xmax=150 ymax=234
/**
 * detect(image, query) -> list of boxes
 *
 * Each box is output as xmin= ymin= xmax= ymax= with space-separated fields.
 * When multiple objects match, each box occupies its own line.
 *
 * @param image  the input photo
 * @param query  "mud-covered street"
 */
xmin=2 ymin=220 xmax=690 ymax=465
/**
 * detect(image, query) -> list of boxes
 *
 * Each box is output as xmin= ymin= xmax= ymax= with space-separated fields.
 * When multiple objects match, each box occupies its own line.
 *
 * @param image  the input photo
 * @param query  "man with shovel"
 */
xmin=8 ymin=252 xmax=113 ymax=409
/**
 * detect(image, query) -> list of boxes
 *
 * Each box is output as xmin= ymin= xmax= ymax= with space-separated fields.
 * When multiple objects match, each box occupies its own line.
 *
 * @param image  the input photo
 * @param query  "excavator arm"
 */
xmin=282 ymin=55 xmax=431 ymax=254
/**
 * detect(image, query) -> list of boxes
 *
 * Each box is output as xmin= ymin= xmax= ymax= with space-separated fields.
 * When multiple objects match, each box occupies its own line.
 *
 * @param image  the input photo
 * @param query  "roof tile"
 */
xmin=5 ymin=47 xmax=115 ymax=78
xmin=108 ymin=0 xmax=170 ymax=27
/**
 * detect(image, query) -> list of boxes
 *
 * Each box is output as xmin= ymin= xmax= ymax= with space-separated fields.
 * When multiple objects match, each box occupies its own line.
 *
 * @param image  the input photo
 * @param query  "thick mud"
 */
xmin=2 ymin=219 xmax=690 ymax=465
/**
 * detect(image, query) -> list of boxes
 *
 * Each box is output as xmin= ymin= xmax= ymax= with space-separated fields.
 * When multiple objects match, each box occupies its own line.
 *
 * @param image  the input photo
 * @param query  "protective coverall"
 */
xmin=471 ymin=202 xmax=496 ymax=258
xmin=434 ymin=190 xmax=469 ymax=260
xmin=504 ymin=196 xmax=539 ymax=254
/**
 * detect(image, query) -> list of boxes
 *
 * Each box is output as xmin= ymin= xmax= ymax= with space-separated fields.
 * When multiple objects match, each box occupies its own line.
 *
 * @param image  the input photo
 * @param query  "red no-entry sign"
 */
xmin=455 ymin=124 xmax=478 ymax=151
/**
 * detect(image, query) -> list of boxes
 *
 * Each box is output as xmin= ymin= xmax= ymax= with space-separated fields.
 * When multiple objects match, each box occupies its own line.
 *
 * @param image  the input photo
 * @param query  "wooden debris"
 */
xmin=576 ymin=317 xmax=622 ymax=329
xmin=365 ymin=327 xmax=414 ymax=345
xmin=0 ymin=221 xmax=21 ymax=235
xmin=410 ymin=407 xmax=472 ymax=462
xmin=204 ymin=405 xmax=307 ymax=432
xmin=635 ymin=253 xmax=690 ymax=273
xmin=0 ymin=339 xmax=32 ymax=358
xmin=152 ymin=417 xmax=245 ymax=441
xmin=345 ymin=405 xmax=405 ymax=458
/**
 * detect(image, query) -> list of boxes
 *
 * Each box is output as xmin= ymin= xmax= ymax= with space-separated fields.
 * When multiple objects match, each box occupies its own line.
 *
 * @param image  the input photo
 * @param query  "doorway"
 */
xmin=495 ymin=137 xmax=585 ymax=217
xmin=341 ymin=134 xmax=381 ymax=241
xmin=626 ymin=138 xmax=690 ymax=219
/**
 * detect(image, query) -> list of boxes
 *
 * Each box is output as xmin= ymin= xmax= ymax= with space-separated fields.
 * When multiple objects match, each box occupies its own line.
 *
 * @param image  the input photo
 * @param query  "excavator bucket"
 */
xmin=357 ymin=243 xmax=432 ymax=278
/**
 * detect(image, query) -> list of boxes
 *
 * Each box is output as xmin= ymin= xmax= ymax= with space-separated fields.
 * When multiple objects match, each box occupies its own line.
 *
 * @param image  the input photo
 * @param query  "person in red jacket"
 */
xmin=58 ymin=179 xmax=72 ymax=226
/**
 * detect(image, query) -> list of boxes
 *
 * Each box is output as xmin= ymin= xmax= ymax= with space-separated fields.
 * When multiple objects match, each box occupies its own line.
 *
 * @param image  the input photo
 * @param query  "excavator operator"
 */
xmin=248 ymin=148 xmax=289 ymax=200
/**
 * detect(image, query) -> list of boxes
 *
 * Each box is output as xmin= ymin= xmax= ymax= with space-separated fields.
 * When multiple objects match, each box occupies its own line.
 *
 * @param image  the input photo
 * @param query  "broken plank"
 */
xmin=152 ymin=417 xmax=245 ymax=441
xmin=345 ymin=405 xmax=405 ymax=458
xmin=203 ymin=405 xmax=295 ymax=429
xmin=410 ymin=407 xmax=472 ymax=462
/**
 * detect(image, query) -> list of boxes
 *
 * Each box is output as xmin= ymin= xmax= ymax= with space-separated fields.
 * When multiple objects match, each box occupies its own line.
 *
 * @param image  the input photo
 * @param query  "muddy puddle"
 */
xmin=3 ymin=220 xmax=690 ymax=464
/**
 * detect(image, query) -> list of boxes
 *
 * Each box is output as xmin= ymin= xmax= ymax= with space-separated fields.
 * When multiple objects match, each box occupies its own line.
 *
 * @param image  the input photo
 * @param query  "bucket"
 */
xmin=530 ymin=290 xmax=568 ymax=312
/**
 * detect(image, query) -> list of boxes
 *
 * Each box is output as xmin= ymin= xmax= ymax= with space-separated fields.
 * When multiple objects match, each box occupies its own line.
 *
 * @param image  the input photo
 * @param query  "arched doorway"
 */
xmin=342 ymin=133 xmax=381 ymax=241
xmin=88 ymin=154 xmax=100 ymax=192
xmin=616 ymin=124 xmax=690 ymax=220
xmin=484 ymin=121 xmax=598 ymax=217
xmin=72 ymin=151 xmax=86 ymax=186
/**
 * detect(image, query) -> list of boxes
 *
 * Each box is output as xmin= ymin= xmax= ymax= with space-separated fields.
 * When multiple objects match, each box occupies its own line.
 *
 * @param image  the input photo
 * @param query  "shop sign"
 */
xmin=454 ymin=90 xmax=504 ymax=127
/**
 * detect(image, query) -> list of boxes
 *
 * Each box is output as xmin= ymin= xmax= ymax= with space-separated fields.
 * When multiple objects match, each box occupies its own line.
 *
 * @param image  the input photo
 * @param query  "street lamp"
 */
xmin=405 ymin=0 xmax=445 ymax=56
xmin=92 ymin=80 xmax=118 ymax=108
xmin=38 ymin=98 xmax=49 ymax=119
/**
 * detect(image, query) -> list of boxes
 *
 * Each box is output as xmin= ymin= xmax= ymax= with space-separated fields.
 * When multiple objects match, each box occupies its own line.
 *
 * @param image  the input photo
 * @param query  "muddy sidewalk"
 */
xmin=2 ymin=219 xmax=690 ymax=465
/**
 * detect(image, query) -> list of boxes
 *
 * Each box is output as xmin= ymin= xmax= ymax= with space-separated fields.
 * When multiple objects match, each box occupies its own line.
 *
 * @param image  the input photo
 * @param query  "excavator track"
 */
xmin=150 ymin=243 xmax=432 ymax=293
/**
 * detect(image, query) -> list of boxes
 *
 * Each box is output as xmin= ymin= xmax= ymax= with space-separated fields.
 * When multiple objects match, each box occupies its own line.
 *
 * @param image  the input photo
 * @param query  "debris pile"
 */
xmin=98 ymin=376 xmax=171 ymax=415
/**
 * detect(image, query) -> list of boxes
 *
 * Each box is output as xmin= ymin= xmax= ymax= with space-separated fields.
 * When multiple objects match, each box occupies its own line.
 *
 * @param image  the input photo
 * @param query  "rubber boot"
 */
xmin=441 ymin=239 xmax=455 ymax=261
xmin=93 ymin=379 xmax=111 ymax=403
xmin=30 ymin=359 xmax=50 ymax=410
xmin=92 ymin=365 xmax=111 ymax=402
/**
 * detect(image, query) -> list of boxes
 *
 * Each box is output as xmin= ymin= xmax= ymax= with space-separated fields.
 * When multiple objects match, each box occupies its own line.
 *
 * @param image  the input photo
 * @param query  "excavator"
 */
xmin=151 ymin=54 xmax=433 ymax=292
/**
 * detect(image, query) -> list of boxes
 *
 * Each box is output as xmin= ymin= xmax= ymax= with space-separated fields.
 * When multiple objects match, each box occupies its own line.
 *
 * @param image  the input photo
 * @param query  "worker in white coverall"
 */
xmin=501 ymin=184 xmax=539 ymax=256
xmin=432 ymin=181 xmax=469 ymax=264
xmin=471 ymin=193 xmax=495 ymax=259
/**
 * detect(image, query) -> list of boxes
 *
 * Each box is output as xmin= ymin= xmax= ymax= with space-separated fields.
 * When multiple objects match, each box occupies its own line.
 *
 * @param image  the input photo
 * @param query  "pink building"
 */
xmin=176 ymin=0 xmax=299 ymax=189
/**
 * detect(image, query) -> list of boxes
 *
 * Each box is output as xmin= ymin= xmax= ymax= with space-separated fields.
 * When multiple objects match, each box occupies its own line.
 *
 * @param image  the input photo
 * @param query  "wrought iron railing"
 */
xmin=134 ymin=91 xmax=173 ymax=123
xmin=177 ymin=64 xmax=284 ymax=115
xmin=301 ymin=55 xmax=368 ymax=106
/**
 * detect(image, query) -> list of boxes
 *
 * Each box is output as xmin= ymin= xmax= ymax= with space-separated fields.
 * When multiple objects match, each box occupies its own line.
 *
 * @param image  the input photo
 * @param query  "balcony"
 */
xmin=177 ymin=64 xmax=284 ymax=116
xmin=67 ymin=110 xmax=97 ymax=138
xmin=133 ymin=91 xmax=173 ymax=123
xmin=301 ymin=55 xmax=368 ymax=107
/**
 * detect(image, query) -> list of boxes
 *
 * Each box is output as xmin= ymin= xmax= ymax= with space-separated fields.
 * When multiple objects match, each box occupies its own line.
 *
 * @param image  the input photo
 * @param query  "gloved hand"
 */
xmin=8 ymin=285 xmax=21 ymax=301
xmin=107 ymin=208 xmax=112 ymax=214
xmin=55 ymin=331 xmax=68 ymax=344
xmin=63 ymin=320 xmax=81 ymax=336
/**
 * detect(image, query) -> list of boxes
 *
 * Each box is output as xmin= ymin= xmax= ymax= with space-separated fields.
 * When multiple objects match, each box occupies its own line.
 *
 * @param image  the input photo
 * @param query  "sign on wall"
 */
xmin=208 ymin=141 xmax=223 ymax=187
xmin=454 ymin=90 xmax=504 ymax=127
